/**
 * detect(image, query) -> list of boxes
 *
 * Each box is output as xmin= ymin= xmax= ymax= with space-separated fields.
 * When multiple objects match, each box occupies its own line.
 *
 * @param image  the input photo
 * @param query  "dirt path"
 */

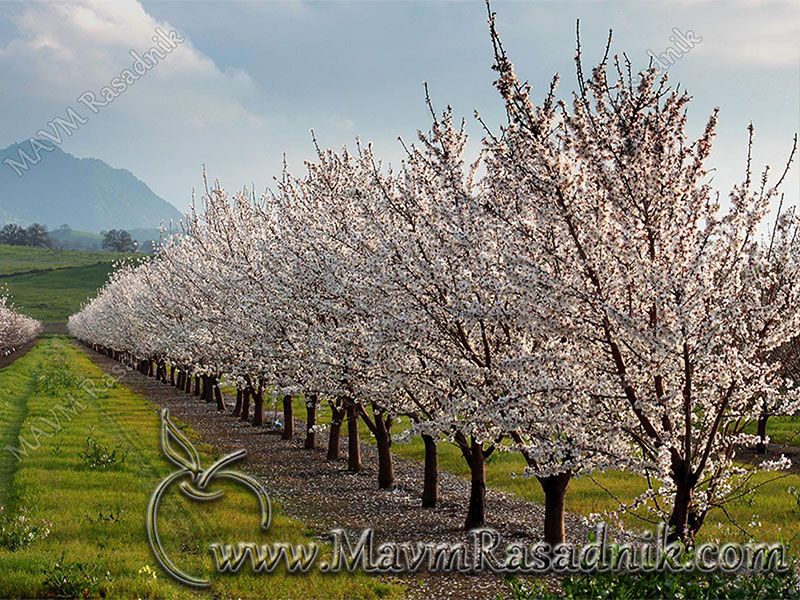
xmin=0 ymin=339 xmax=36 ymax=371
xmin=80 ymin=343 xmax=589 ymax=599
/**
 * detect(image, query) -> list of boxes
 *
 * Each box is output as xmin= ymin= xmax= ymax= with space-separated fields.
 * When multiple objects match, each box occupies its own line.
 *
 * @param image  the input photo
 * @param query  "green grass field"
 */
xmin=0 ymin=244 xmax=134 ymax=322
xmin=0 ymin=263 xmax=121 ymax=322
xmin=0 ymin=338 xmax=400 ymax=599
xmin=0 ymin=244 xmax=129 ymax=276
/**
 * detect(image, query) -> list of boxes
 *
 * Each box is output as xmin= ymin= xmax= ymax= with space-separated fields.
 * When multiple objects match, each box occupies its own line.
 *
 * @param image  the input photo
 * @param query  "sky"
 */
xmin=0 ymin=0 xmax=798 ymax=213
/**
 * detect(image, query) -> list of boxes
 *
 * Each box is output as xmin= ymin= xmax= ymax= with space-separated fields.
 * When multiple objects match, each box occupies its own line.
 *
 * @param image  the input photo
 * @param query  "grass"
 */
xmin=0 ymin=337 xmax=401 ymax=599
xmin=0 ymin=244 xmax=130 ymax=276
xmin=0 ymin=263 xmax=122 ymax=322
xmin=286 ymin=396 xmax=800 ymax=549
xmin=743 ymin=415 xmax=800 ymax=447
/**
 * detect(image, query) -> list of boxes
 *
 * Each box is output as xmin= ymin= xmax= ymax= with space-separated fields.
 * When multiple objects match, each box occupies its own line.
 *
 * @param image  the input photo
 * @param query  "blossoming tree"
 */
xmin=483 ymin=11 xmax=799 ymax=543
xmin=0 ymin=297 xmax=41 ymax=356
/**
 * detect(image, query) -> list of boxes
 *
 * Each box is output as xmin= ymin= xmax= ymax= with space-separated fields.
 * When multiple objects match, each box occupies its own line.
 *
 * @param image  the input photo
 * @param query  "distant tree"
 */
xmin=102 ymin=229 xmax=137 ymax=252
xmin=0 ymin=224 xmax=27 ymax=246
xmin=25 ymin=223 xmax=51 ymax=248
xmin=139 ymin=239 xmax=157 ymax=254
xmin=56 ymin=224 xmax=72 ymax=233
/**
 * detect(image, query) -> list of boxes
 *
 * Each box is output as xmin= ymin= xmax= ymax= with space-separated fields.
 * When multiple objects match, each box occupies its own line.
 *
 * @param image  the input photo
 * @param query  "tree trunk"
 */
xmin=213 ymin=377 xmax=224 ymax=411
xmin=375 ymin=435 xmax=394 ymax=489
xmin=252 ymin=388 xmax=264 ymax=427
xmin=233 ymin=389 xmax=243 ymax=417
xmin=202 ymin=375 xmax=213 ymax=402
xmin=170 ymin=365 xmax=176 ymax=386
xmin=756 ymin=411 xmax=769 ymax=454
xmin=346 ymin=402 xmax=362 ymax=472
xmin=240 ymin=388 xmax=251 ymax=422
xmin=305 ymin=395 xmax=317 ymax=449
xmin=421 ymin=434 xmax=439 ymax=508
xmin=177 ymin=370 xmax=184 ymax=389
xmin=193 ymin=375 xmax=201 ymax=397
xmin=538 ymin=472 xmax=571 ymax=547
xmin=282 ymin=394 xmax=293 ymax=440
xmin=374 ymin=410 xmax=394 ymax=490
xmin=668 ymin=477 xmax=694 ymax=545
xmin=327 ymin=403 xmax=344 ymax=461
xmin=464 ymin=442 xmax=487 ymax=530
xmin=185 ymin=372 xmax=193 ymax=394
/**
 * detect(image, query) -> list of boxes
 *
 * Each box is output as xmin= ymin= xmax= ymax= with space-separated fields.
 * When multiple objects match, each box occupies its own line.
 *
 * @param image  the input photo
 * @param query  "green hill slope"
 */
xmin=0 ymin=244 xmax=129 ymax=275
xmin=0 ymin=263 xmax=119 ymax=323
xmin=0 ymin=244 xmax=130 ymax=322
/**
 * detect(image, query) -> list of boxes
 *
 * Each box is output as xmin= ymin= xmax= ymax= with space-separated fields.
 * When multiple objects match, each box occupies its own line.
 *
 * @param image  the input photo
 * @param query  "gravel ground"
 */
xmin=81 ymin=343 xmax=594 ymax=599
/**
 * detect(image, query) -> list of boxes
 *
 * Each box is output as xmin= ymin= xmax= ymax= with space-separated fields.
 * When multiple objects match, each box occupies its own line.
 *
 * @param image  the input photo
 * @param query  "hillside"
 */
xmin=0 ymin=263 xmax=119 ymax=323
xmin=0 ymin=244 xmax=130 ymax=275
xmin=0 ymin=244 xmax=131 ymax=322
xmin=48 ymin=228 xmax=104 ymax=250
xmin=0 ymin=142 xmax=184 ymax=231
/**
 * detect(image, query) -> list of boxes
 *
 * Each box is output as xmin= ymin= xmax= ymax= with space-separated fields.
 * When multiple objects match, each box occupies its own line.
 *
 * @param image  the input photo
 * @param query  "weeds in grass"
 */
xmin=79 ymin=435 xmax=127 ymax=470
xmin=138 ymin=564 xmax=158 ymax=580
xmin=0 ymin=506 xmax=51 ymax=551
xmin=505 ymin=569 xmax=800 ymax=599
xmin=789 ymin=486 xmax=800 ymax=516
xmin=179 ymin=539 xmax=203 ymax=554
xmin=41 ymin=553 xmax=113 ymax=598
xmin=32 ymin=359 xmax=78 ymax=396
xmin=83 ymin=508 xmax=124 ymax=525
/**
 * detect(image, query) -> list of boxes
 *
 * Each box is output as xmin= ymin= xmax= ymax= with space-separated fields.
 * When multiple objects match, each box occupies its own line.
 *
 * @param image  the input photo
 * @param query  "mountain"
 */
xmin=0 ymin=142 xmax=184 ymax=231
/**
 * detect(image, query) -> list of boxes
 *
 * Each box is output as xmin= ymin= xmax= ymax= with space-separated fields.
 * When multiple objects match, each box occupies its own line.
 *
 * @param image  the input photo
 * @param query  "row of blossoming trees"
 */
xmin=0 ymin=297 xmax=41 ymax=356
xmin=69 ymin=15 xmax=799 ymax=547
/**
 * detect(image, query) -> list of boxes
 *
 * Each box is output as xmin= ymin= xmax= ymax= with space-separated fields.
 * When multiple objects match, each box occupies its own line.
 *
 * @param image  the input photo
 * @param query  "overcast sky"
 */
xmin=1 ymin=0 xmax=797 ymax=212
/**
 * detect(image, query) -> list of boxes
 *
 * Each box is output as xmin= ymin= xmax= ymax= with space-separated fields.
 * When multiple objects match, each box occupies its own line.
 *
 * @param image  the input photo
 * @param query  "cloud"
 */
xmin=687 ymin=2 xmax=800 ymax=68
xmin=0 ymin=0 xmax=276 ymax=206
xmin=0 ymin=0 xmax=265 ymax=123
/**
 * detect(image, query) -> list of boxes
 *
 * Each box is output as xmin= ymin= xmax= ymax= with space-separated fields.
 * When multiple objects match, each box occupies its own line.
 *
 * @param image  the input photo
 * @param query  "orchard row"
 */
xmin=69 ymin=13 xmax=799 ymax=548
